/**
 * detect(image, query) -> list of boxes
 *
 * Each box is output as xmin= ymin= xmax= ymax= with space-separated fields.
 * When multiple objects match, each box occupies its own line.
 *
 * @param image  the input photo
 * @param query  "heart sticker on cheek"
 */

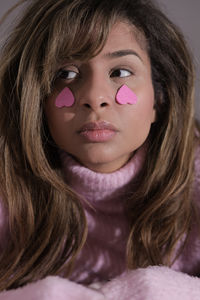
xmin=55 ymin=87 xmax=75 ymax=108
xmin=116 ymin=84 xmax=138 ymax=105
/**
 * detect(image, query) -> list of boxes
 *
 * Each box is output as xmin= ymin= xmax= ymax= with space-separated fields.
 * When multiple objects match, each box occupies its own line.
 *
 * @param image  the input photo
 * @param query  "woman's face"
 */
xmin=45 ymin=22 xmax=156 ymax=173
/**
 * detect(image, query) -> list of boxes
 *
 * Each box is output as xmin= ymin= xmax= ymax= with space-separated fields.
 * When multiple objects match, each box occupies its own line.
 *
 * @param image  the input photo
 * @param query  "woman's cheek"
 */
xmin=55 ymin=87 xmax=75 ymax=107
xmin=53 ymin=84 xmax=138 ymax=109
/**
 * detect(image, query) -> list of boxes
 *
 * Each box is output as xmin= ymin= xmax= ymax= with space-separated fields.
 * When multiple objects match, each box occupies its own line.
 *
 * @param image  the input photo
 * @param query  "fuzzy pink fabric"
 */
xmin=101 ymin=266 xmax=200 ymax=300
xmin=1 ymin=144 xmax=200 ymax=299
xmin=1 ymin=267 xmax=200 ymax=299
xmin=61 ymin=144 xmax=146 ymax=284
xmin=0 ymin=276 xmax=104 ymax=300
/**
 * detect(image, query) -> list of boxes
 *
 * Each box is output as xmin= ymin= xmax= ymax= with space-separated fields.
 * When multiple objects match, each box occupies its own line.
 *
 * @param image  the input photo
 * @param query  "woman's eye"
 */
xmin=110 ymin=69 xmax=132 ymax=78
xmin=58 ymin=69 xmax=79 ymax=80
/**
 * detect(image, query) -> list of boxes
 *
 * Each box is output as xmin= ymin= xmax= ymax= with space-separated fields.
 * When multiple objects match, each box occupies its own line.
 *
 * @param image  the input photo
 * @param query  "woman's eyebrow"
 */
xmin=104 ymin=49 xmax=143 ymax=62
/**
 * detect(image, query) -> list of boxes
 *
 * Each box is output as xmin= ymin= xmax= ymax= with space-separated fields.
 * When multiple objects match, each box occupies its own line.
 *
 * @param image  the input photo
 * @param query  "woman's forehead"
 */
xmin=56 ymin=21 xmax=148 ymax=65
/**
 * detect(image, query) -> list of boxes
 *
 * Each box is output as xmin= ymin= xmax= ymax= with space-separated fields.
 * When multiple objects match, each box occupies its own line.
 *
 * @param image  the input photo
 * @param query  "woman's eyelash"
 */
xmin=55 ymin=67 xmax=133 ymax=81
xmin=110 ymin=68 xmax=133 ymax=78
xmin=57 ymin=69 xmax=79 ymax=80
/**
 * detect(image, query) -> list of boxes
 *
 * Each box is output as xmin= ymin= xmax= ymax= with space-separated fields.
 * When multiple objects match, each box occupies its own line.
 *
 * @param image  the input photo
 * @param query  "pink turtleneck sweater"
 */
xmin=1 ymin=145 xmax=200 ymax=299
xmin=61 ymin=145 xmax=146 ymax=284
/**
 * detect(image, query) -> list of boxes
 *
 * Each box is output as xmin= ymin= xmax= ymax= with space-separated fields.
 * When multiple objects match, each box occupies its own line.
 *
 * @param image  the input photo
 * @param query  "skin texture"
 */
xmin=45 ymin=22 xmax=156 ymax=173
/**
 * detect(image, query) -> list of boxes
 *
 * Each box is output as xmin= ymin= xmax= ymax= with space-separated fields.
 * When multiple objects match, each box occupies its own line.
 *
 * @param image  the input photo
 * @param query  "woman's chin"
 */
xmin=74 ymin=152 xmax=131 ymax=173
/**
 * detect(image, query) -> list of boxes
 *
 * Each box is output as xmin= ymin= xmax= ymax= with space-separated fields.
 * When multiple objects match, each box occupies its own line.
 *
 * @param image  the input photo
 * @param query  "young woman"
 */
xmin=0 ymin=0 xmax=199 ymax=299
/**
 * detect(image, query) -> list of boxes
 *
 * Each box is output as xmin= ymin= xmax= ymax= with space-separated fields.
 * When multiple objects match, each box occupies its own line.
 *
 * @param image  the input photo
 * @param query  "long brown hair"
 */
xmin=0 ymin=0 xmax=197 ymax=290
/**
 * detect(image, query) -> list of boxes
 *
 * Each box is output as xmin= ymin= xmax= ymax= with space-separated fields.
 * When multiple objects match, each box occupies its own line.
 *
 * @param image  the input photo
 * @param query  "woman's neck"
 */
xmin=60 ymin=144 xmax=146 ymax=205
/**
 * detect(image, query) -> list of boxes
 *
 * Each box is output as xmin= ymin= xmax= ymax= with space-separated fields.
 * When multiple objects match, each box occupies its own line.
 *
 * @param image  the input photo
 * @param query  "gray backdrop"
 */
xmin=1 ymin=0 xmax=200 ymax=119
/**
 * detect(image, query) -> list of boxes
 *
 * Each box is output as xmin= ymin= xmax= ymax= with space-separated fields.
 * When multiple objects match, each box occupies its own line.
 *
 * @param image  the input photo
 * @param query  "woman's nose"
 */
xmin=75 ymin=76 xmax=114 ymax=111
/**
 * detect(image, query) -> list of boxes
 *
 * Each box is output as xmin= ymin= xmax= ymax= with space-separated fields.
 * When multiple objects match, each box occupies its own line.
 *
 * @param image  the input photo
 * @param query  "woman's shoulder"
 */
xmin=174 ymin=135 xmax=200 ymax=276
xmin=172 ymin=133 xmax=200 ymax=275
xmin=171 ymin=150 xmax=200 ymax=275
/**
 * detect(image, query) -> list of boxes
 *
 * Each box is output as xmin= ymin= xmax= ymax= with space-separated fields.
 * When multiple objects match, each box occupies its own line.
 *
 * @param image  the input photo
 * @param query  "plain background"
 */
xmin=0 ymin=0 xmax=200 ymax=119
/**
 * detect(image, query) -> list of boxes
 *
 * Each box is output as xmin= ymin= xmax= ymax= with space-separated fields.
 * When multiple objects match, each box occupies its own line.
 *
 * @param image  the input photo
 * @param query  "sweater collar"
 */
xmin=60 ymin=143 xmax=146 ymax=204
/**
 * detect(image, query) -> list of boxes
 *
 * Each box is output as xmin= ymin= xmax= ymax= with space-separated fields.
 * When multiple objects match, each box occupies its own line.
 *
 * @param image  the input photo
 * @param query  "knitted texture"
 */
xmin=60 ymin=144 xmax=200 ymax=283
xmin=1 ymin=144 xmax=200 ymax=299
xmin=60 ymin=145 xmax=146 ymax=283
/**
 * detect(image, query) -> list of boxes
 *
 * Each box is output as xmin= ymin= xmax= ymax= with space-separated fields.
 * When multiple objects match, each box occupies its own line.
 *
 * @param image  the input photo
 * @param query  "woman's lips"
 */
xmin=77 ymin=121 xmax=118 ymax=142
xmin=79 ymin=129 xmax=117 ymax=142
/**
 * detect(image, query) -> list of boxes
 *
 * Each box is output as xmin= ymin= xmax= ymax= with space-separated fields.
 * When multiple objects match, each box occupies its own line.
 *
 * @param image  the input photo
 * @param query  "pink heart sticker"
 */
xmin=55 ymin=87 xmax=75 ymax=108
xmin=116 ymin=84 xmax=138 ymax=105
